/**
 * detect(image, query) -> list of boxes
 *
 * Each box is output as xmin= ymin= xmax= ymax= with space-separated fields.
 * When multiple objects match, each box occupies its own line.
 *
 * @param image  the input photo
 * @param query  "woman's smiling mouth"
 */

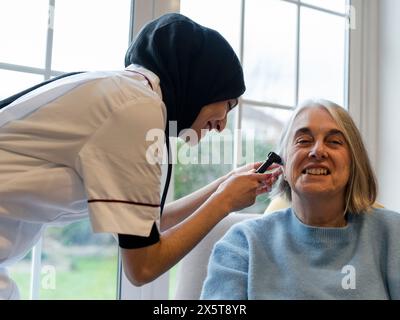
xmin=302 ymin=168 xmax=331 ymax=175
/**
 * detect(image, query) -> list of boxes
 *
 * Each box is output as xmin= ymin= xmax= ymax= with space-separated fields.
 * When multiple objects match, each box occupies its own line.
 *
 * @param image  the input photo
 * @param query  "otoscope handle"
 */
xmin=255 ymin=152 xmax=282 ymax=173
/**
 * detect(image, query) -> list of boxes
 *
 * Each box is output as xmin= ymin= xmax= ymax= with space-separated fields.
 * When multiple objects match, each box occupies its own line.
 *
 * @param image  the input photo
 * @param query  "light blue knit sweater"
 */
xmin=200 ymin=208 xmax=400 ymax=300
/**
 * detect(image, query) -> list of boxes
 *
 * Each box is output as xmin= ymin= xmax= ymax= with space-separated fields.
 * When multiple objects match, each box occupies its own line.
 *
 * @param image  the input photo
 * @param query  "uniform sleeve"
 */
xmin=75 ymin=97 xmax=165 ymax=247
xmin=200 ymin=226 xmax=249 ymax=300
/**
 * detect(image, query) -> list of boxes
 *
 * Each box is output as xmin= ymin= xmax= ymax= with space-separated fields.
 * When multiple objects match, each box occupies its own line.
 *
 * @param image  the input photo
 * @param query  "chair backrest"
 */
xmin=174 ymin=197 xmax=385 ymax=299
xmin=174 ymin=213 xmax=259 ymax=300
xmin=264 ymin=196 xmax=290 ymax=214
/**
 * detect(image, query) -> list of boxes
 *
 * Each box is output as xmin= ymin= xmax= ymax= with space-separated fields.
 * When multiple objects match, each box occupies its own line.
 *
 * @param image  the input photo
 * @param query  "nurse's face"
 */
xmin=183 ymin=99 xmax=238 ymax=145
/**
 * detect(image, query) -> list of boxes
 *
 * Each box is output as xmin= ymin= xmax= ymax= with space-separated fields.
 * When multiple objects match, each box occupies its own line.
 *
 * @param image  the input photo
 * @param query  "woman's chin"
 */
xmin=294 ymin=187 xmax=336 ymax=199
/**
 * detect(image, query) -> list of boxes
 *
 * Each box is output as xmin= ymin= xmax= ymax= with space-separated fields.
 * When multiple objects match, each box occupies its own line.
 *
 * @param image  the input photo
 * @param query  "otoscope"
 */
xmin=255 ymin=152 xmax=283 ymax=173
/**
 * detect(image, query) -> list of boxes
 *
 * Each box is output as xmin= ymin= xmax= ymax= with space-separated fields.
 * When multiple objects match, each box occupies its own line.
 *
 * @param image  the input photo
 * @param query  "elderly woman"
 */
xmin=201 ymin=99 xmax=400 ymax=300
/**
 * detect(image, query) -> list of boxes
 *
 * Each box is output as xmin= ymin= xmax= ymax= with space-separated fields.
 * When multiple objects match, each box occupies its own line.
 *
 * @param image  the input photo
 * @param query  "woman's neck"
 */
xmin=291 ymin=193 xmax=347 ymax=227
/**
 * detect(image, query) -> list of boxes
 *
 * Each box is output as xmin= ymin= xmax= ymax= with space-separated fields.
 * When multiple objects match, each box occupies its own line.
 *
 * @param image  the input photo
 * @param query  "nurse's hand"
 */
xmin=229 ymin=161 xmax=282 ymax=175
xmin=214 ymin=168 xmax=282 ymax=213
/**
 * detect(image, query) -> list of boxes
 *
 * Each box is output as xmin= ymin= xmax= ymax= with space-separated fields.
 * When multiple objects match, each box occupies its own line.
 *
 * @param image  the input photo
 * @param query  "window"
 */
xmin=1 ymin=0 xmax=356 ymax=300
xmin=180 ymin=0 xmax=350 ymax=214
xmin=1 ymin=0 xmax=131 ymax=299
xmin=100 ymin=0 xmax=355 ymax=300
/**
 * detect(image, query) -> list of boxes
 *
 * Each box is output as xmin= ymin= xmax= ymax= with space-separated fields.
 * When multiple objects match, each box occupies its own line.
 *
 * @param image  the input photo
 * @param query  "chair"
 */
xmin=174 ymin=213 xmax=259 ymax=299
xmin=173 ymin=196 xmax=381 ymax=299
xmin=264 ymin=196 xmax=290 ymax=214
xmin=173 ymin=197 xmax=290 ymax=300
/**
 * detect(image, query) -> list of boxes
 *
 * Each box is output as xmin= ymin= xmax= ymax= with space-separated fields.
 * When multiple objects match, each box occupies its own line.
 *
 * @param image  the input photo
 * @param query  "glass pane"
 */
xmin=39 ymin=220 xmax=118 ymax=299
xmin=174 ymin=111 xmax=235 ymax=200
xmin=0 ymin=0 xmax=48 ymax=68
xmin=301 ymin=0 xmax=347 ymax=14
xmin=180 ymin=0 xmax=241 ymax=54
xmin=8 ymin=251 xmax=32 ymax=300
xmin=239 ymin=105 xmax=292 ymax=213
xmin=299 ymin=8 xmax=346 ymax=106
xmin=171 ymin=109 xmax=236 ymax=299
xmin=0 ymin=70 xmax=44 ymax=100
xmin=243 ymin=0 xmax=297 ymax=106
xmin=52 ymin=0 xmax=131 ymax=71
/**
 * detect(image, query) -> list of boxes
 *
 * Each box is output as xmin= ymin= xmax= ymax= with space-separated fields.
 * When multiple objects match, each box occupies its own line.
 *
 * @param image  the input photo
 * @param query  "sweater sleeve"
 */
xmin=200 ymin=225 xmax=249 ymax=300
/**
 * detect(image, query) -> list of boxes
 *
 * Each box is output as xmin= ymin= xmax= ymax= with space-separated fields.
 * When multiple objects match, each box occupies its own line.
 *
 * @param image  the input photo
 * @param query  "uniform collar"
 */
xmin=125 ymin=64 xmax=163 ymax=100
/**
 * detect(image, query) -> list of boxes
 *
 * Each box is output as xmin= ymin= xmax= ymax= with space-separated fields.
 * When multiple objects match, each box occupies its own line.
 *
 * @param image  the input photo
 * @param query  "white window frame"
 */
xmin=347 ymin=0 xmax=379 ymax=169
xmin=118 ymin=0 xmax=179 ymax=301
xmin=1 ymin=0 xmax=375 ymax=300
xmin=120 ymin=0 xmax=370 ymax=300
xmin=0 ymin=0 xmax=66 ymax=81
xmin=0 ymin=0 xmax=135 ymax=300
xmin=237 ymin=0 xmax=352 ymax=167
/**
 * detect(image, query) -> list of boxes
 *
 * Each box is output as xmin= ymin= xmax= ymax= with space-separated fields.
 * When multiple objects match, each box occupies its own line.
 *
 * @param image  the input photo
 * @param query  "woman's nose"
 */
xmin=308 ymin=141 xmax=328 ymax=159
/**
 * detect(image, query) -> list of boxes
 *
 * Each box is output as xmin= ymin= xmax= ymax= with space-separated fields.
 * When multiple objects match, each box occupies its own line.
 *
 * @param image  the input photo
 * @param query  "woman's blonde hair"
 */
xmin=273 ymin=99 xmax=377 ymax=214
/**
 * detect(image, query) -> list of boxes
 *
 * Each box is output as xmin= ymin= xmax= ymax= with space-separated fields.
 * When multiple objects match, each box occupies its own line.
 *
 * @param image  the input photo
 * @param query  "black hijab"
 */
xmin=124 ymin=13 xmax=246 ymax=135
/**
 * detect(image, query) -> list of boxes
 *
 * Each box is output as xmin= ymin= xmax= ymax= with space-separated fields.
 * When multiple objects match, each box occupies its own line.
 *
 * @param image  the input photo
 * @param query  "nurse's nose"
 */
xmin=213 ymin=118 xmax=227 ymax=132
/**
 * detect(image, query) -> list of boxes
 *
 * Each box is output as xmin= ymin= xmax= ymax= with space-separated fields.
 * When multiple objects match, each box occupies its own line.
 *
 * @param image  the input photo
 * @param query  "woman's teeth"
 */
xmin=303 ymin=168 xmax=329 ymax=175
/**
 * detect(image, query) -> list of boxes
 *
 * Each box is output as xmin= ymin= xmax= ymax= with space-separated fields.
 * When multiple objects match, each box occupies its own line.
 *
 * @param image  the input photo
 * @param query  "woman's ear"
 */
xmin=282 ymin=168 xmax=287 ymax=181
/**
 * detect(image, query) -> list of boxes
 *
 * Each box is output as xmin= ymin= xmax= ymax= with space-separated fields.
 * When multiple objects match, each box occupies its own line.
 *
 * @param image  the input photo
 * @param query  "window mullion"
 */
xmin=119 ymin=0 xmax=177 ymax=300
xmin=343 ymin=0 xmax=351 ymax=109
xmin=128 ymin=0 xmax=136 ymax=42
xmin=29 ymin=236 xmax=43 ymax=299
xmin=234 ymin=0 xmax=246 ymax=169
xmin=29 ymin=0 xmax=56 ymax=300
xmin=241 ymin=99 xmax=294 ymax=110
xmin=44 ymin=0 xmax=55 ymax=80
xmin=0 ymin=62 xmax=46 ymax=76
xmin=282 ymin=0 xmax=348 ymax=18
xmin=295 ymin=1 xmax=301 ymax=106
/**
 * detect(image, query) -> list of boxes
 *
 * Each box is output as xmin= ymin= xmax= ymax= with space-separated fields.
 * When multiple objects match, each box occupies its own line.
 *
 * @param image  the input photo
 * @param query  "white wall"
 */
xmin=378 ymin=0 xmax=400 ymax=211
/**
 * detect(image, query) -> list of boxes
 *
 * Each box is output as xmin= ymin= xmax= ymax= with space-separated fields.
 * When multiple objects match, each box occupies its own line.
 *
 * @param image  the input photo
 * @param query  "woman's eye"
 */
xmin=329 ymin=140 xmax=343 ymax=145
xmin=296 ymin=139 xmax=311 ymax=144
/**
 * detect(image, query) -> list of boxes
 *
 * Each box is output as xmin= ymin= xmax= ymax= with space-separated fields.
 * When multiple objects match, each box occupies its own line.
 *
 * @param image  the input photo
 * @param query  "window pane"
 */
xmin=301 ymin=0 xmax=347 ymax=14
xmin=8 ymin=251 xmax=32 ymax=299
xmin=299 ymin=8 xmax=346 ymax=106
xmin=40 ymin=220 xmax=118 ymax=299
xmin=0 ymin=0 xmax=48 ymax=68
xmin=0 ymin=70 xmax=44 ymax=100
xmin=240 ymin=105 xmax=292 ymax=213
xmin=180 ymin=0 xmax=241 ymax=54
xmin=243 ymin=0 xmax=297 ymax=106
xmin=52 ymin=0 xmax=131 ymax=71
xmin=174 ymin=113 xmax=235 ymax=200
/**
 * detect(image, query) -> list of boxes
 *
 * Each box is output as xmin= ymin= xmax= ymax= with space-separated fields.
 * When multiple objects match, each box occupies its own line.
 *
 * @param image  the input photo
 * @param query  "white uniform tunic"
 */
xmin=0 ymin=65 xmax=166 ymax=298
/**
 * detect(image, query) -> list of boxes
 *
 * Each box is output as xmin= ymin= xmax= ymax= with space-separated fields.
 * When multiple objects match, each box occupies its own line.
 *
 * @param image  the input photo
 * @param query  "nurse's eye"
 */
xmin=227 ymin=98 xmax=238 ymax=111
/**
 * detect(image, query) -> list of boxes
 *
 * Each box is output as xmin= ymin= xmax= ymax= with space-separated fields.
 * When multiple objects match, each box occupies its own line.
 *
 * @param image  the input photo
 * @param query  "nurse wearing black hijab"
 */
xmin=0 ymin=13 xmax=281 ymax=294
xmin=121 ymin=13 xmax=281 ymax=286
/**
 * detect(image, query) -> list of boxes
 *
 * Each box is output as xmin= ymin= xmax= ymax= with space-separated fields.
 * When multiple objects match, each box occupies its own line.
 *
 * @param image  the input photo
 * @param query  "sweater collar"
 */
xmin=288 ymin=208 xmax=359 ymax=244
